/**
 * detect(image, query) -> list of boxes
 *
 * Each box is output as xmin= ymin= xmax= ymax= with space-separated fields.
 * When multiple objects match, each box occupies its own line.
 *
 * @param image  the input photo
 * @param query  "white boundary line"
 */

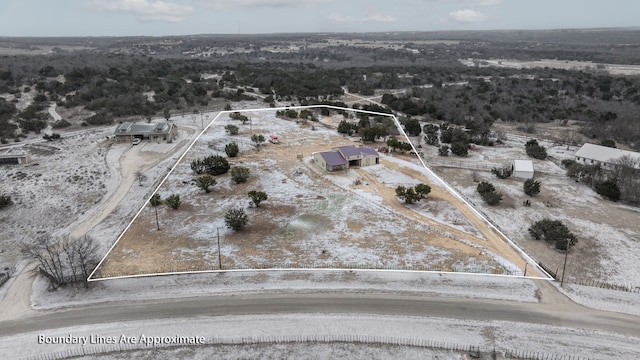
xmin=88 ymin=105 xmax=552 ymax=282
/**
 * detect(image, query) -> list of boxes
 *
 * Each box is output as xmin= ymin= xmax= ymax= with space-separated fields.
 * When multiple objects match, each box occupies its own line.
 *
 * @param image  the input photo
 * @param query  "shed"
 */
xmin=0 ymin=154 xmax=31 ymax=165
xmin=512 ymin=159 xmax=534 ymax=179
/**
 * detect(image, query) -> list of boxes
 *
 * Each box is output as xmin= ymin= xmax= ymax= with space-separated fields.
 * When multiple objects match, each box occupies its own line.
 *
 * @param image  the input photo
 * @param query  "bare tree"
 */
xmin=611 ymin=155 xmax=640 ymax=203
xmin=562 ymin=129 xmax=580 ymax=150
xmin=21 ymin=235 xmax=100 ymax=288
xmin=22 ymin=237 xmax=65 ymax=289
xmin=135 ymin=170 xmax=147 ymax=186
xmin=68 ymin=236 xmax=100 ymax=285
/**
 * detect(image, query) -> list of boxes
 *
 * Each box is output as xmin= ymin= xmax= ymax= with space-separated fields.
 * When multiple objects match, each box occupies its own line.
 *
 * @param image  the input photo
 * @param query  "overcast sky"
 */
xmin=1 ymin=0 xmax=639 ymax=37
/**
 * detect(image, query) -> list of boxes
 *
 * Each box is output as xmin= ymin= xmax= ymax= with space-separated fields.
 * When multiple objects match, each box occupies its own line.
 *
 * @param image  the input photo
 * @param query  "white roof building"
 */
xmin=113 ymin=121 xmax=177 ymax=143
xmin=511 ymin=159 xmax=534 ymax=179
xmin=574 ymin=143 xmax=640 ymax=169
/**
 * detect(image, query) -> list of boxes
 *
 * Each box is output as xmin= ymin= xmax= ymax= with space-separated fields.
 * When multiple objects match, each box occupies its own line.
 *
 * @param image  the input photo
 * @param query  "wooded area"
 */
xmin=1 ymin=30 xmax=640 ymax=148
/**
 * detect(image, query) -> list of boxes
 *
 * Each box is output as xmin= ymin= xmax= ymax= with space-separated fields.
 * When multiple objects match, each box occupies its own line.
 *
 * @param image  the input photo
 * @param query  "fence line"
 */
xmin=21 ymin=333 xmax=593 ymax=360
xmin=428 ymin=159 xmax=569 ymax=178
xmin=95 ymin=261 xmax=525 ymax=280
xmin=428 ymin=160 xmax=498 ymax=172
xmin=569 ymin=278 xmax=640 ymax=294
xmin=537 ymin=262 xmax=558 ymax=280
xmin=93 ymin=262 xmax=640 ymax=295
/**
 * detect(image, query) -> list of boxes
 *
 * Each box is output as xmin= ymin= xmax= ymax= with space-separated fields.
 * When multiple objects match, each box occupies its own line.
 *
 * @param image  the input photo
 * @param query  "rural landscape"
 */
xmin=94 ymin=107 xmax=534 ymax=279
xmin=1 ymin=29 xmax=640 ymax=359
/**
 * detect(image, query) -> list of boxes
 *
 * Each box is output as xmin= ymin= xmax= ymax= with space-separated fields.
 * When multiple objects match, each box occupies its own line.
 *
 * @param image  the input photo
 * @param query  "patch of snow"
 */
xmin=562 ymin=284 xmax=640 ymax=316
xmin=48 ymin=102 xmax=62 ymax=121
xmin=32 ymin=271 xmax=539 ymax=310
xmin=2 ymin=312 xmax=639 ymax=360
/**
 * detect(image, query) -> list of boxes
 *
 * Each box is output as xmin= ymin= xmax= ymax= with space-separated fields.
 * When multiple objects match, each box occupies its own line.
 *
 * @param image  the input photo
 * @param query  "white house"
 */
xmin=511 ymin=159 xmax=534 ymax=179
xmin=574 ymin=143 xmax=640 ymax=169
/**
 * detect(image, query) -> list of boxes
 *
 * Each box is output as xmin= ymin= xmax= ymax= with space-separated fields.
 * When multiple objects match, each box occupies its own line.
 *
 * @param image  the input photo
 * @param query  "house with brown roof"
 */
xmin=313 ymin=145 xmax=379 ymax=172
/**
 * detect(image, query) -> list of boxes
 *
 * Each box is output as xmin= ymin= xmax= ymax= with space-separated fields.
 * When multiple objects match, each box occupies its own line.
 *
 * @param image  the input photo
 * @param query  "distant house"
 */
xmin=313 ymin=145 xmax=379 ymax=172
xmin=113 ymin=121 xmax=177 ymax=143
xmin=574 ymin=143 xmax=640 ymax=169
xmin=511 ymin=159 xmax=534 ymax=179
xmin=0 ymin=153 xmax=31 ymax=165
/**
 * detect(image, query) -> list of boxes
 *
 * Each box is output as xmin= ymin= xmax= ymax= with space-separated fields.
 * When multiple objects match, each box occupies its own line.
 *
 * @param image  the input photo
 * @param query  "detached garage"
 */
xmin=512 ymin=159 xmax=534 ymax=179
xmin=0 ymin=154 xmax=31 ymax=165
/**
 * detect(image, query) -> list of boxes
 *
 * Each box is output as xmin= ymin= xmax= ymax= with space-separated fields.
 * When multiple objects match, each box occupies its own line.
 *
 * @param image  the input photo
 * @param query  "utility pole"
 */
xmin=154 ymin=206 xmax=160 ymax=231
xmin=217 ymin=228 xmax=222 ymax=270
xmin=560 ymin=238 xmax=570 ymax=287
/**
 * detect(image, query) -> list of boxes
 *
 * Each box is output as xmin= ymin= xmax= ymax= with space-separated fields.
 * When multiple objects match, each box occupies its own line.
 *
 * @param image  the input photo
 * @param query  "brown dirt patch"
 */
xmin=94 ymin=113 xmax=535 ymax=278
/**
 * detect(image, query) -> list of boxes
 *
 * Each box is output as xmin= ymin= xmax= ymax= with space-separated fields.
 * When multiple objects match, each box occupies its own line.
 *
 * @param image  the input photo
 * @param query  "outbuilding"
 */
xmin=574 ymin=143 xmax=640 ymax=169
xmin=511 ymin=159 xmax=534 ymax=179
xmin=113 ymin=121 xmax=177 ymax=143
xmin=0 ymin=154 xmax=31 ymax=165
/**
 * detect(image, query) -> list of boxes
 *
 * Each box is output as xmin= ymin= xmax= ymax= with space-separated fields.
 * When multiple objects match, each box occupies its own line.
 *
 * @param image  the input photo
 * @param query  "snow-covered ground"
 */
xmin=0 ymin=128 xmax=116 ymax=268
xmin=7 ymin=278 xmax=640 ymax=359
xmin=420 ymin=130 xmax=640 ymax=289
xmin=6 ymin=266 xmax=637 ymax=359
xmin=3 ymin=103 xmax=640 ymax=359
xmin=459 ymin=58 xmax=640 ymax=76
xmin=3 ymin=312 xmax=640 ymax=360
xmin=33 ymin=271 xmax=539 ymax=310
xmin=95 ymin=110 xmax=518 ymax=278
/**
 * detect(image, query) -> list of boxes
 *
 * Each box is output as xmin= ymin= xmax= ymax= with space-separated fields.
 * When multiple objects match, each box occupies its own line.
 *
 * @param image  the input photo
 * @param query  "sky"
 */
xmin=0 ymin=0 xmax=639 ymax=37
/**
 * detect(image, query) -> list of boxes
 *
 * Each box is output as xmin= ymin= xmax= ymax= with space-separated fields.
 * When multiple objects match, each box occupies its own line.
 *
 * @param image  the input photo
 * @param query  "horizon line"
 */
xmin=3 ymin=26 xmax=640 ymax=39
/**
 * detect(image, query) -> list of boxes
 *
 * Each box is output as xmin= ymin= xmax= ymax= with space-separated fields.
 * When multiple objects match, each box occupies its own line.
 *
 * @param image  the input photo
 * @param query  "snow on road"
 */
xmin=48 ymin=102 xmax=62 ymax=121
xmin=2 ymin=313 xmax=639 ymax=360
xmin=32 ymin=271 xmax=539 ymax=310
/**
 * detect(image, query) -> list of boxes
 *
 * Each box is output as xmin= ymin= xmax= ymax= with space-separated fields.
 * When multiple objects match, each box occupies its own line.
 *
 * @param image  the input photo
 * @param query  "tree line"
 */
xmin=2 ymin=38 xmax=640 ymax=148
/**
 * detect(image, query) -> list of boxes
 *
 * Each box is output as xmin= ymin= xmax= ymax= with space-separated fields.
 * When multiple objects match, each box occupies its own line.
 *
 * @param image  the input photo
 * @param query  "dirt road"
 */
xmin=0 ymin=130 xmax=195 ymax=321
xmin=376 ymin=159 xmax=537 ymax=275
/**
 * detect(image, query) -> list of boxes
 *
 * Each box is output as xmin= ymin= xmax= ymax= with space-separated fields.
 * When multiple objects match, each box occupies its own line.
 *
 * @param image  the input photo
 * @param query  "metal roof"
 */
xmin=575 ymin=143 xmax=640 ymax=165
xmin=318 ymin=151 xmax=348 ymax=166
xmin=113 ymin=122 xmax=173 ymax=136
xmin=512 ymin=159 xmax=534 ymax=173
xmin=359 ymin=147 xmax=379 ymax=157
xmin=0 ymin=154 xmax=28 ymax=159
xmin=335 ymin=145 xmax=361 ymax=157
